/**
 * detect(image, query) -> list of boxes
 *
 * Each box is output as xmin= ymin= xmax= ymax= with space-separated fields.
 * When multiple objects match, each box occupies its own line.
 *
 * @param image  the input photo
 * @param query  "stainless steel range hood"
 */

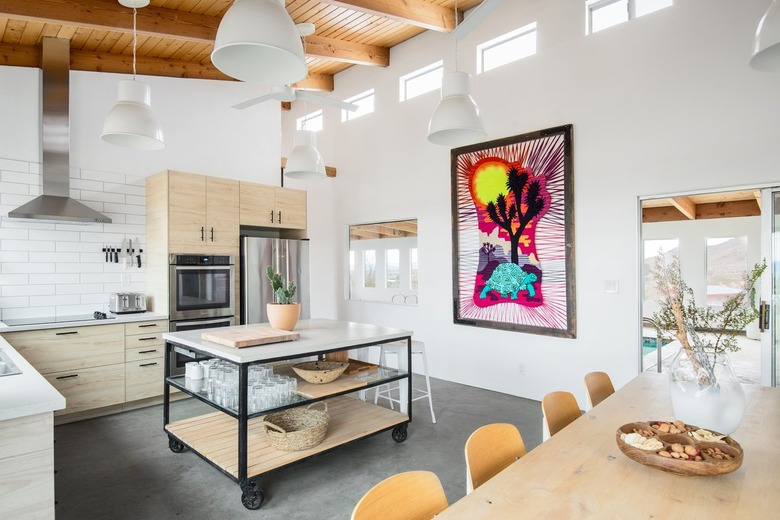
xmin=8 ymin=38 xmax=111 ymax=224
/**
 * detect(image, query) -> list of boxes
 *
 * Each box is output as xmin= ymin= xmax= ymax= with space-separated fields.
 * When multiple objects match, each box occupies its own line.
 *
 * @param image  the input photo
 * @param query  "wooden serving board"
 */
xmin=201 ymin=327 xmax=300 ymax=349
xmin=274 ymin=364 xmax=367 ymax=398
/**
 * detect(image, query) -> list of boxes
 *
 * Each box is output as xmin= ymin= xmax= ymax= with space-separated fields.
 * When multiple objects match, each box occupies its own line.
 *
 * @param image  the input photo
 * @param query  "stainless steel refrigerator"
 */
xmin=240 ymin=236 xmax=311 ymax=325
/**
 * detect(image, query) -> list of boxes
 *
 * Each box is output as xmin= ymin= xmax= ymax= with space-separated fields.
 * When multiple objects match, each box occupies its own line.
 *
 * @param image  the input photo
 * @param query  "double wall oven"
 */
xmin=168 ymin=254 xmax=235 ymax=374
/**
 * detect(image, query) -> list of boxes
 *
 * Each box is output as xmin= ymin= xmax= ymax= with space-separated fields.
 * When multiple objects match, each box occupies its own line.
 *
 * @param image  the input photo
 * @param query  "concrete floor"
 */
xmin=53 ymin=376 xmax=543 ymax=520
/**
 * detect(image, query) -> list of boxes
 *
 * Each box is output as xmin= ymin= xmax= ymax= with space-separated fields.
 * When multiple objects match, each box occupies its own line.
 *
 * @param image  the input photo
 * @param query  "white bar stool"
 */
xmin=374 ymin=340 xmax=436 ymax=423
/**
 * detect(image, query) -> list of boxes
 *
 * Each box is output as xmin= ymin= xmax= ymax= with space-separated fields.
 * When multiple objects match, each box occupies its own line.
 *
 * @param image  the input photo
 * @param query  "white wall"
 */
xmin=0 ymin=67 xmax=283 ymax=320
xmin=283 ymin=0 xmax=780 ymax=404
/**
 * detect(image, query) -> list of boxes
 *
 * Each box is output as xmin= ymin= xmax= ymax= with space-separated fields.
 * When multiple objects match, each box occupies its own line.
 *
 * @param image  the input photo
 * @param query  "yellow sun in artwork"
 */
xmin=471 ymin=160 xmax=510 ymax=206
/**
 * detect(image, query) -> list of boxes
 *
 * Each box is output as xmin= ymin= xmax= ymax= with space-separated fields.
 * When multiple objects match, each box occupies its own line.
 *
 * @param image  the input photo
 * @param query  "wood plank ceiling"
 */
xmin=0 ymin=0 xmax=483 ymax=92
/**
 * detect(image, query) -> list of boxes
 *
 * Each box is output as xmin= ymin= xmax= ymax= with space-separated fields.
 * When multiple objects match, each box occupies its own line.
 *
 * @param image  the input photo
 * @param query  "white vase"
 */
xmin=669 ymin=349 xmax=745 ymax=435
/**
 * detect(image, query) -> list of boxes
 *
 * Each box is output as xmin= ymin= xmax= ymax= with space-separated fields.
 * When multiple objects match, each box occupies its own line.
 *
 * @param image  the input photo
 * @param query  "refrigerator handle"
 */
xmin=278 ymin=210 xmax=282 ymax=225
xmin=270 ymin=210 xmax=274 ymax=224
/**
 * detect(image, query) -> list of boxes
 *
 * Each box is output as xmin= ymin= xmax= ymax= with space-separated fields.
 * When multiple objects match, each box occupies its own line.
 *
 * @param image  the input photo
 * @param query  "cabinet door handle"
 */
xmin=138 ymin=324 xmax=156 ymax=328
xmin=55 ymin=331 xmax=78 ymax=336
xmin=270 ymin=210 xmax=274 ymax=223
xmin=210 ymin=227 xmax=214 ymax=242
xmin=138 ymin=336 xmax=157 ymax=341
xmin=278 ymin=211 xmax=282 ymax=224
xmin=56 ymin=374 xmax=79 ymax=380
xmin=139 ymin=349 xmax=158 ymax=354
xmin=140 ymin=362 xmax=159 ymax=367
xmin=201 ymin=226 xmax=205 ymax=241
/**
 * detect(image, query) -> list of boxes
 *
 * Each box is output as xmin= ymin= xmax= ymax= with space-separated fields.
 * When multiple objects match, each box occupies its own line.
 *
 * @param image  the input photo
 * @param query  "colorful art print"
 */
xmin=451 ymin=125 xmax=576 ymax=337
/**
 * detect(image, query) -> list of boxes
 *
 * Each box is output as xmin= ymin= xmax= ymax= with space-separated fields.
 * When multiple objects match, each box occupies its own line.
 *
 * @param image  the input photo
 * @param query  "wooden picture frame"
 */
xmin=451 ymin=124 xmax=576 ymax=338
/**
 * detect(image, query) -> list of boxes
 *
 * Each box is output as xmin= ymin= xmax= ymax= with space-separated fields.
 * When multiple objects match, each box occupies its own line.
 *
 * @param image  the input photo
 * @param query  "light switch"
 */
xmin=605 ymin=279 xmax=619 ymax=294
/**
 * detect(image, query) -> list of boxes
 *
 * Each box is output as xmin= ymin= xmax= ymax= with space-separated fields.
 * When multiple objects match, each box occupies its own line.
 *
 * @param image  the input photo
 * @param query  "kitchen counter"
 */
xmin=0 ymin=336 xmax=65 ymax=421
xmin=0 ymin=312 xmax=168 ymax=333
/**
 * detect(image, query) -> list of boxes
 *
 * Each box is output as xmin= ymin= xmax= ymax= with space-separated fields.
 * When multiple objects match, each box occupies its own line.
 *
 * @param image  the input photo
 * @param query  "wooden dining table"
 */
xmin=437 ymin=371 xmax=780 ymax=519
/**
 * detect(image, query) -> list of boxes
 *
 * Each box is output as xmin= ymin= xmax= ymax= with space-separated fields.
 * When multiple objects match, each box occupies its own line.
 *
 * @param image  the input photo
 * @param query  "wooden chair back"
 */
xmin=465 ymin=423 xmax=527 ymax=493
xmin=584 ymin=371 xmax=615 ymax=408
xmin=541 ymin=391 xmax=583 ymax=437
xmin=351 ymin=470 xmax=448 ymax=520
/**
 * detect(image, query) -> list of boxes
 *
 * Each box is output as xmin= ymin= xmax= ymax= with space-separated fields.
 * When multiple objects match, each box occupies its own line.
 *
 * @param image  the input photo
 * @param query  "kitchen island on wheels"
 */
xmin=162 ymin=319 xmax=413 ymax=511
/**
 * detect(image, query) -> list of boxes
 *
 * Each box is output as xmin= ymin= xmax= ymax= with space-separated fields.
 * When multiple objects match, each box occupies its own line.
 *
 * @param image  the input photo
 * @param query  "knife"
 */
xmin=135 ymin=236 xmax=142 ymax=268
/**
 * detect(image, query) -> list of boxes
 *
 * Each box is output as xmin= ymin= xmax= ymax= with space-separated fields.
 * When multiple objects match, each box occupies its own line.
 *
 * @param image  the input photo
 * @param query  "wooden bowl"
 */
xmin=292 ymin=361 xmax=348 ymax=384
xmin=616 ymin=420 xmax=743 ymax=476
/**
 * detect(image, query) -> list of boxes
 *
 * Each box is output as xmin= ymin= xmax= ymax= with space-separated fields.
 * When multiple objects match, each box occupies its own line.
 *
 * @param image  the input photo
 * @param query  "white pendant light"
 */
xmin=427 ymin=71 xmax=486 ymax=146
xmin=750 ymin=0 xmax=780 ymax=71
xmin=285 ymin=130 xmax=326 ymax=180
xmin=427 ymin=0 xmax=486 ymax=146
xmin=101 ymin=1 xmax=164 ymax=150
xmin=211 ymin=0 xmax=307 ymax=85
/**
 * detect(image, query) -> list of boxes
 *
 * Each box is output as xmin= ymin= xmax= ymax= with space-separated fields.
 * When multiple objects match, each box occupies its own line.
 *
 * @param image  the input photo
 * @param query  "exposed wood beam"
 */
xmin=292 ymin=74 xmax=334 ymax=92
xmin=0 ymin=1 xmax=392 ymax=69
xmin=642 ymin=207 xmax=688 ymax=224
xmin=0 ymin=0 xmax=217 ymax=43
xmin=670 ymin=196 xmax=696 ymax=220
xmin=642 ymin=200 xmax=761 ymax=223
xmin=754 ymin=189 xmax=762 ymax=211
xmin=322 ymin=0 xmax=457 ymax=32
xmin=305 ymin=35 xmax=389 ymax=67
xmin=0 ymin=42 xmax=231 ymax=80
xmin=281 ymin=157 xmax=337 ymax=178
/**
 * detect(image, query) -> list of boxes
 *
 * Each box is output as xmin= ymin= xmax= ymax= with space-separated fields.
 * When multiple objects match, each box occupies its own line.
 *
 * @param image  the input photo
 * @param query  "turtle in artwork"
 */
xmin=479 ymin=262 xmax=538 ymax=300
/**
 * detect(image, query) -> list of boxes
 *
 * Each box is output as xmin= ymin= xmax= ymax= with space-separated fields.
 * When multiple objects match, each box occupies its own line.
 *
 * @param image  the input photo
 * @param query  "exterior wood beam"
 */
xmin=670 ymin=196 xmax=697 ymax=220
xmin=754 ymin=189 xmax=762 ymax=211
xmin=322 ymin=0 xmax=457 ymax=32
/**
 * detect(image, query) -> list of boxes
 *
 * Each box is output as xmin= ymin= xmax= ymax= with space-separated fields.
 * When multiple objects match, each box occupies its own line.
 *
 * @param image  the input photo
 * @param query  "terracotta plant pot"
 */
xmin=267 ymin=303 xmax=301 ymax=331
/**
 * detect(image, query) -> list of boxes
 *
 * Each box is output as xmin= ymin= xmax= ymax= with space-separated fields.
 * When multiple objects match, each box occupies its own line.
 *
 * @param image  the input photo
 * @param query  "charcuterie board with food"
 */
xmin=616 ymin=420 xmax=743 ymax=476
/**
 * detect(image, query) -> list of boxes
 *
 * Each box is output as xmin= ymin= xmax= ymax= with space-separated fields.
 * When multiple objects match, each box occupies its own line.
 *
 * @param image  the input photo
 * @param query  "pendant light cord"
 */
xmin=454 ymin=0 xmax=459 ymax=72
xmin=132 ymin=6 xmax=137 ymax=79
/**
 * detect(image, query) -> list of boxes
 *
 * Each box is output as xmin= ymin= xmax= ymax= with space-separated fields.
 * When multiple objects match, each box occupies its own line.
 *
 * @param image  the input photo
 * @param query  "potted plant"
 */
xmin=652 ymin=254 xmax=766 ymax=434
xmin=266 ymin=266 xmax=300 ymax=331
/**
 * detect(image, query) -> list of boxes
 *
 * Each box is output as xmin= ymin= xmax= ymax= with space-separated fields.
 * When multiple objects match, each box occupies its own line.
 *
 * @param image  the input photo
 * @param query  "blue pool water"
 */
xmin=642 ymin=336 xmax=671 ymax=356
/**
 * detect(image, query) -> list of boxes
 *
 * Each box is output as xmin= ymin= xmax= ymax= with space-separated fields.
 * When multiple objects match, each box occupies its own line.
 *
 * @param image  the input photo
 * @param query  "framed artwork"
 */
xmin=451 ymin=124 xmax=575 ymax=338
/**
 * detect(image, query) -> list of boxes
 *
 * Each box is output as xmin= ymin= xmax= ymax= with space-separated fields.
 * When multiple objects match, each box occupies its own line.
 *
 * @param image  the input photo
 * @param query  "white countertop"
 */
xmin=0 ymin=312 xmax=168 ymax=333
xmin=0 ymin=336 xmax=65 ymax=421
xmin=163 ymin=319 xmax=413 ymax=364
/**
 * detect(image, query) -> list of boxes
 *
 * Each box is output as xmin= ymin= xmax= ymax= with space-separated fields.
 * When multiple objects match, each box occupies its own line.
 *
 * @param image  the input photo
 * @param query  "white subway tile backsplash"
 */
xmin=2 ymin=284 xmax=55 ymax=297
xmin=2 ymin=240 xmax=56 ymax=252
xmin=3 ymin=262 xmax=56 ymax=274
xmin=0 ymin=251 xmax=28 ymax=262
xmin=1 ymin=161 xmax=149 ymax=318
xmin=29 ymin=230 xmax=81 ymax=242
xmin=81 ymin=169 xmax=126 ymax=184
xmin=31 ymin=273 xmax=80 ymax=285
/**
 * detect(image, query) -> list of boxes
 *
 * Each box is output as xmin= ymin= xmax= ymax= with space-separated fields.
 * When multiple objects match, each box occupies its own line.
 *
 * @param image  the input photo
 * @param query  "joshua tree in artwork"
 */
xmin=485 ymin=166 xmax=551 ymax=265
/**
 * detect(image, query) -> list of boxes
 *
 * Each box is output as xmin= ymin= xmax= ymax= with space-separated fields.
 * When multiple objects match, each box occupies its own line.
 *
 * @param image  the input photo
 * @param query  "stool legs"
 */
xmin=374 ymin=343 xmax=436 ymax=423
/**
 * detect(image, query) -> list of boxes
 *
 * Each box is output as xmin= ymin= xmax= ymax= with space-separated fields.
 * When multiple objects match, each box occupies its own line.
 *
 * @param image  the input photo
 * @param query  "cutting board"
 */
xmin=201 ymin=326 xmax=300 ymax=348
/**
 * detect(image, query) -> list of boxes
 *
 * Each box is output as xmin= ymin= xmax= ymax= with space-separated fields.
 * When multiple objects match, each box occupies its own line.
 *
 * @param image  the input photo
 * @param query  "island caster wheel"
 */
xmin=392 ymin=424 xmax=408 ymax=443
xmin=168 ymin=436 xmax=186 ymax=453
xmin=241 ymin=482 xmax=265 ymax=510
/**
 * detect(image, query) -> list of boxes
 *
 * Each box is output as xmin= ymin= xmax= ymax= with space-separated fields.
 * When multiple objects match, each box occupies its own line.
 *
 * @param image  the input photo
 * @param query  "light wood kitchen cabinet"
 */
xmin=0 ymin=413 xmax=55 ymax=519
xmin=1 ymin=324 xmax=125 ymax=375
xmin=167 ymin=171 xmax=239 ymax=251
xmin=240 ymin=182 xmax=307 ymax=229
xmin=125 ymin=320 xmax=167 ymax=401
xmin=45 ymin=364 xmax=126 ymax=415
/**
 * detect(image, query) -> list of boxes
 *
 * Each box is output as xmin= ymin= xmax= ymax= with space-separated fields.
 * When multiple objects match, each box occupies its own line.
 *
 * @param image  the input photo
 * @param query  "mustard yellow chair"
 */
xmin=465 ymin=423 xmax=527 ymax=494
xmin=541 ymin=391 xmax=582 ymax=437
xmin=584 ymin=371 xmax=615 ymax=408
xmin=351 ymin=470 xmax=448 ymax=520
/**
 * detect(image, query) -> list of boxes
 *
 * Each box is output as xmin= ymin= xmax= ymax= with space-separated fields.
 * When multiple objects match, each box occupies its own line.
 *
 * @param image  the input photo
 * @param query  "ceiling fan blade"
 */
xmin=450 ymin=0 xmax=504 ymax=40
xmin=297 ymin=91 xmax=359 ymax=111
xmin=231 ymin=92 xmax=278 ymax=110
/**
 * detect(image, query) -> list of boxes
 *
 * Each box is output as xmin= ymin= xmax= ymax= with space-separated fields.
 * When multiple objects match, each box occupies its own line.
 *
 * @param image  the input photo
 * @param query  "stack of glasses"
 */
xmin=194 ymin=359 xmax=299 ymax=413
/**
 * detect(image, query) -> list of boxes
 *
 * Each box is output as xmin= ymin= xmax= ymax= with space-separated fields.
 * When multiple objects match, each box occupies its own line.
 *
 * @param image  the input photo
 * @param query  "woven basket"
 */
xmin=292 ymin=361 xmax=348 ymax=384
xmin=262 ymin=402 xmax=330 ymax=451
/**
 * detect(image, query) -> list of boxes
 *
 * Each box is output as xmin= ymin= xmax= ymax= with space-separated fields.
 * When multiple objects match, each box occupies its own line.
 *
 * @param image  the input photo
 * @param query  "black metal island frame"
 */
xmin=162 ymin=319 xmax=413 ymax=510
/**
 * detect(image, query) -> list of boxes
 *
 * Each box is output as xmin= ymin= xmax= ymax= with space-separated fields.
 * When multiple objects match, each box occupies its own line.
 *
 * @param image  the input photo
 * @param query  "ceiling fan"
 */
xmin=232 ymin=85 xmax=359 ymax=111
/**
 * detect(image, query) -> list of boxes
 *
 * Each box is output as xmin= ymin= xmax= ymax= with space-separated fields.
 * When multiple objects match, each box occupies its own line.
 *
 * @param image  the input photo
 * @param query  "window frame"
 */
xmin=341 ymin=89 xmax=375 ymax=122
xmin=586 ymin=0 xmax=672 ymax=34
xmin=476 ymin=22 xmax=538 ymax=74
xmin=399 ymin=60 xmax=443 ymax=102
xmin=296 ymin=109 xmax=323 ymax=132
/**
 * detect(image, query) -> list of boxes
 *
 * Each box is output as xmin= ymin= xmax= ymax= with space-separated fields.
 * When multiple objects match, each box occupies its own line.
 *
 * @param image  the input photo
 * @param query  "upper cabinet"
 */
xmin=240 ymin=182 xmax=307 ymax=230
xmin=167 ymin=171 xmax=239 ymax=251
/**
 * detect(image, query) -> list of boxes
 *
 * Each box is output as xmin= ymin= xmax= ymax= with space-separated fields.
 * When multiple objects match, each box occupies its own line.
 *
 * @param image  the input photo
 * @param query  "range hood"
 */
xmin=8 ymin=38 xmax=111 ymax=224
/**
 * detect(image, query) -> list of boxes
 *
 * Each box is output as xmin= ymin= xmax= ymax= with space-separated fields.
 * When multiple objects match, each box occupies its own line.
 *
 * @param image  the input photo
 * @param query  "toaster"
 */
xmin=109 ymin=293 xmax=147 ymax=314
